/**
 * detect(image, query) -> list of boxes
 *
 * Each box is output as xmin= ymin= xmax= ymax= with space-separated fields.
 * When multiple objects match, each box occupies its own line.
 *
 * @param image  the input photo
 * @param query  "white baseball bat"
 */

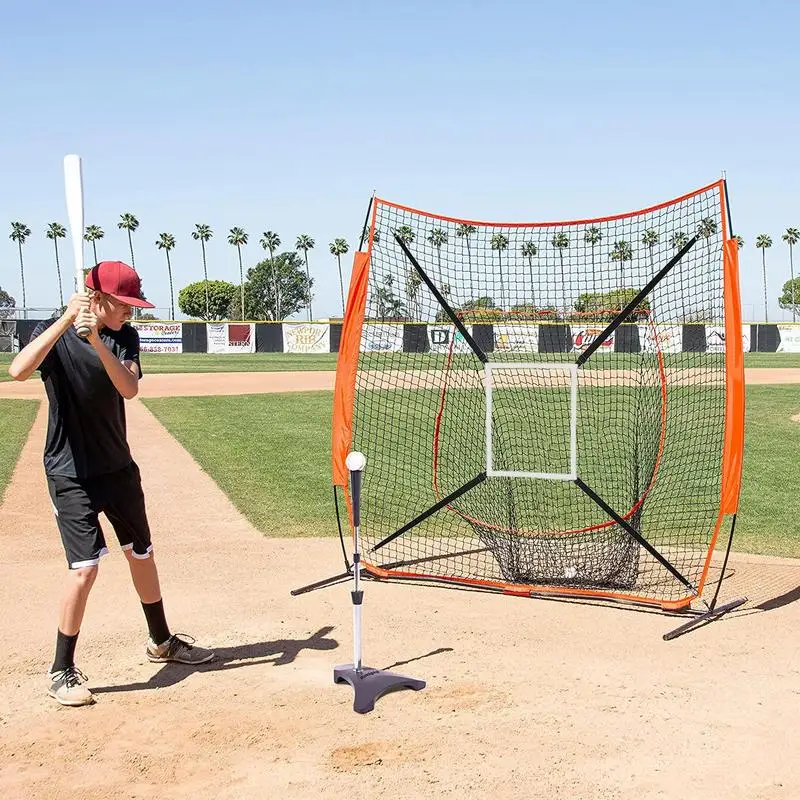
xmin=63 ymin=154 xmax=90 ymax=337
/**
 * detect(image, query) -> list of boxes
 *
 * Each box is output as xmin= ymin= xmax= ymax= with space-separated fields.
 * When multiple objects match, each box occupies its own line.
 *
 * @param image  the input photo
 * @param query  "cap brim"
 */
xmin=111 ymin=294 xmax=156 ymax=309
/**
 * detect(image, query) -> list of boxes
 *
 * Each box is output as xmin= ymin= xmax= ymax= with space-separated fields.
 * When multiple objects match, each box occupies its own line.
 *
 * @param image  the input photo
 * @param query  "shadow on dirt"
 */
xmin=755 ymin=584 xmax=800 ymax=612
xmin=92 ymin=625 xmax=339 ymax=694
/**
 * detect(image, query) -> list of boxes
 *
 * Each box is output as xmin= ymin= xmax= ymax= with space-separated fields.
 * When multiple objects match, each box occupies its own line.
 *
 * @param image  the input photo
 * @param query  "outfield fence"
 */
xmin=3 ymin=318 xmax=800 ymax=355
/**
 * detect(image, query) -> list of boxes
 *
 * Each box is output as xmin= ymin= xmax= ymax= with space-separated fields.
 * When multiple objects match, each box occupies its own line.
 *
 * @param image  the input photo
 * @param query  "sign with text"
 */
xmin=638 ymin=324 xmax=683 ymax=354
xmin=360 ymin=323 xmax=403 ymax=352
xmin=427 ymin=325 xmax=474 ymax=354
xmin=207 ymin=323 xmax=255 ymax=353
xmin=283 ymin=322 xmax=330 ymax=354
xmin=571 ymin=325 xmax=615 ymax=354
xmin=493 ymin=324 xmax=539 ymax=353
xmin=131 ymin=321 xmax=183 ymax=353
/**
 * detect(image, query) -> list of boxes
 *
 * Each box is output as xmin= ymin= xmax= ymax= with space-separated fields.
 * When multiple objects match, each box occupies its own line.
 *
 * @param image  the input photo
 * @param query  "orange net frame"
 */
xmin=333 ymin=181 xmax=744 ymax=611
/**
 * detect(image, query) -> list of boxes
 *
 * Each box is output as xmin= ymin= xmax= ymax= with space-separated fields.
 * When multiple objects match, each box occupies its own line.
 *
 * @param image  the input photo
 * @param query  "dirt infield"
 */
xmin=1 ymin=372 xmax=799 ymax=799
xmin=2 ymin=366 xmax=800 ymax=400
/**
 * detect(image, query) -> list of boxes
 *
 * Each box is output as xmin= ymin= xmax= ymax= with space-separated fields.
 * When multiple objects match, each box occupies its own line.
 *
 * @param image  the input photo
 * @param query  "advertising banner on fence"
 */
xmin=207 ymin=323 xmax=255 ymax=353
xmin=777 ymin=324 xmax=800 ymax=353
xmin=0 ymin=318 xmax=16 ymax=353
xmin=571 ymin=324 xmax=615 ymax=354
xmin=706 ymin=324 xmax=754 ymax=353
xmin=427 ymin=325 xmax=474 ymax=354
xmin=282 ymin=322 xmax=330 ymax=354
xmin=706 ymin=326 xmax=726 ymax=353
xmin=493 ymin=324 xmax=539 ymax=353
xmin=638 ymin=324 xmax=683 ymax=354
xmin=741 ymin=324 xmax=751 ymax=353
xmin=360 ymin=323 xmax=403 ymax=352
xmin=131 ymin=321 xmax=183 ymax=353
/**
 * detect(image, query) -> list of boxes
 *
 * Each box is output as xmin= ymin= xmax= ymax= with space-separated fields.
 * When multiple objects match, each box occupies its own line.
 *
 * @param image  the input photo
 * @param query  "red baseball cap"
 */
xmin=85 ymin=261 xmax=154 ymax=308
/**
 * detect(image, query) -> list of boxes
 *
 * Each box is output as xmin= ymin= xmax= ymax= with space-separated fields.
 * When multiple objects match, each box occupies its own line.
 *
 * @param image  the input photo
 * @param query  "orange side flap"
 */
xmin=332 ymin=251 xmax=370 ymax=487
xmin=720 ymin=238 xmax=745 ymax=514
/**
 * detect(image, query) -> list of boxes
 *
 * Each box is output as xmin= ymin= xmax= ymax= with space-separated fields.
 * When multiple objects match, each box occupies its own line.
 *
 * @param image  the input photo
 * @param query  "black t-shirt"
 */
xmin=33 ymin=319 xmax=143 ymax=479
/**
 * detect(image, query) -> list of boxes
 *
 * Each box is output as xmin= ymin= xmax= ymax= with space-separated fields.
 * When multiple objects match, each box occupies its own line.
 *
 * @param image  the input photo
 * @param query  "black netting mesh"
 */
xmin=350 ymin=184 xmax=729 ymax=605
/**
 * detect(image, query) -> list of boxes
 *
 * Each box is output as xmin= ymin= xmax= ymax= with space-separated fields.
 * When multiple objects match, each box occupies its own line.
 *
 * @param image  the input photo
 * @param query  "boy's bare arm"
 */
xmin=91 ymin=336 xmax=140 ymax=399
xmin=8 ymin=295 xmax=87 ymax=381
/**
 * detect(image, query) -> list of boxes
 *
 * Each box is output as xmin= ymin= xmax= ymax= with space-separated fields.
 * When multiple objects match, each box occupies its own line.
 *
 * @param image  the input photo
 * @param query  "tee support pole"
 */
xmin=334 ymin=452 xmax=426 ymax=713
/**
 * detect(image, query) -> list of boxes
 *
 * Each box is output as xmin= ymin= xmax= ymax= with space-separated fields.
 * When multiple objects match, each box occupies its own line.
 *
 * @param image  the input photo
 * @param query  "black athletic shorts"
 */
xmin=46 ymin=461 xmax=153 ymax=569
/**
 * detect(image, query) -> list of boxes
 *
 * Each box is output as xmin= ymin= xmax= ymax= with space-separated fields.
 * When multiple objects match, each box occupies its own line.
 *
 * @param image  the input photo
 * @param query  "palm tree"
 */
xmin=9 ymin=221 xmax=31 ymax=312
xmin=228 ymin=227 xmax=248 ymax=320
xmin=456 ymin=223 xmax=476 ymax=271
xmin=395 ymin=225 xmax=415 ymax=246
xmin=641 ymin=229 xmax=659 ymax=268
xmin=551 ymin=232 xmax=569 ymax=311
xmin=295 ymin=234 xmax=315 ymax=320
xmin=734 ymin=235 xmax=745 ymax=250
xmin=260 ymin=231 xmax=281 ymax=320
xmin=46 ymin=222 xmax=67 ymax=307
xmin=361 ymin=224 xmax=382 ymax=247
xmin=118 ymin=213 xmax=139 ymax=267
xmin=375 ymin=274 xmax=406 ymax=319
xmin=641 ymin=229 xmax=660 ymax=321
xmin=491 ymin=232 xmax=509 ymax=308
xmin=610 ymin=240 xmax=633 ymax=287
xmin=427 ymin=227 xmax=448 ymax=276
xmin=84 ymin=224 xmax=104 ymax=266
xmin=756 ymin=234 xmax=773 ymax=322
xmin=405 ymin=270 xmax=422 ymax=322
xmin=394 ymin=226 xmax=418 ymax=319
xmin=783 ymin=227 xmax=799 ymax=321
xmin=670 ymin=231 xmax=690 ymax=320
xmin=670 ymin=231 xmax=688 ymax=251
xmin=520 ymin=241 xmax=538 ymax=306
xmin=191 ymin=224 xmax=213 ymax=320
xmin=583 ymin=226 xmax=602 ymax=297
xmin=697 ymin=216 xmax=719 ymax=318
xmin=118 ymin=213 xmax=140 ymax=317
xmin=156 ymin=232 xmax=177 ymax=319
xmin=697 ymin=217 xmax=717 ymax=251
xmin=329 ymin=237 xmax=350 ymax=315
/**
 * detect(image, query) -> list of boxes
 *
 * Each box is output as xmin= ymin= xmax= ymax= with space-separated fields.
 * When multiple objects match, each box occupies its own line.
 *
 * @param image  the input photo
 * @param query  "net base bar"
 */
xmin=662 ymin=596 xmax=748 ymax=641
xmin=360 ymin=561 xmax=694 ymax=611
xmin=357 ymin=563 xmax=743 ymax=638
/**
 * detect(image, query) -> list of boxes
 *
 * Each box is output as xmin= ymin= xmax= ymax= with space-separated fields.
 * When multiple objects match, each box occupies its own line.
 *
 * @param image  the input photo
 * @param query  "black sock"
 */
xmin=141 ymin=599 xmax=171 ymax=646
xmin=52 ymin=630 xmax=79 ymax=673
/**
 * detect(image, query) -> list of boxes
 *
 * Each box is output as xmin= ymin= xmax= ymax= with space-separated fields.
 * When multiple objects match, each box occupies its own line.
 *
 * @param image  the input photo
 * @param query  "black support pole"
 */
xmin=574 ymin=477 xmax=695 ymax=592
xmin=371 ymin=472 xmax=487 ymax=553
xmin=393 ymin=235 xmax=488 ymax=364
xmin=577 ymin=235 xmax=699 ymax=366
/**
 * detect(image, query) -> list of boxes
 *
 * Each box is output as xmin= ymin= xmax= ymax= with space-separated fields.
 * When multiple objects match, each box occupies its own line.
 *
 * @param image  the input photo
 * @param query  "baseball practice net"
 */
xmin=332 ymin=181 xmax=744 ymax=610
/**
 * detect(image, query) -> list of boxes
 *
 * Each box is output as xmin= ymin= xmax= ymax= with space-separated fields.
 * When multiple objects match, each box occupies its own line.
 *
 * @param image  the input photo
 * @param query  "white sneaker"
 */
xmin=48 ymin=666 xmax=94 ymax=707
xmin=146 ymin=634 xmax=215 ymax=665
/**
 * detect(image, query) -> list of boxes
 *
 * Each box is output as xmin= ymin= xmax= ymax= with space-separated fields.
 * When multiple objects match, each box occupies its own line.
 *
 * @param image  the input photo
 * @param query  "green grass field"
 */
xmin=143 ymin=392 xmax=336 ymax=537
xmin=0 ymin=399 xmax=39 ymax=501
xmin=0 ymin=354 xmax=12 ymax=382
xmin=143 ymin=351 xmax=800 ymax=370
xmin=143 ymin=385 xmax=800 ymax=558
xmin=140 ymin=352 xmax=339 ymax=373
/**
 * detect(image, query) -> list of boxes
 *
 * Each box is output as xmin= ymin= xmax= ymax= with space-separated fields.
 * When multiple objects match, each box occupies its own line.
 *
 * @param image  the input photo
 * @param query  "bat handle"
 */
xmin=75 ymin=286 xmax=91 ymax=338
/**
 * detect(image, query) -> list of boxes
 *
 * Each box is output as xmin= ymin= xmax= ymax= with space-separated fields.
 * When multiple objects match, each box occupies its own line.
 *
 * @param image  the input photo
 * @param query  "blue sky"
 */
xmin=1 ymin=0 xmax=798 ymax=321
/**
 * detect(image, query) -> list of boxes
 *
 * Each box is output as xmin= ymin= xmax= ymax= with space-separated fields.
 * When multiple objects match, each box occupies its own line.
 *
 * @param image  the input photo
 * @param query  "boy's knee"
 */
xmin=123 ymin=546 xmax=154 ymax=563
xmin=70 ymin=565 xmax=98 ymax=590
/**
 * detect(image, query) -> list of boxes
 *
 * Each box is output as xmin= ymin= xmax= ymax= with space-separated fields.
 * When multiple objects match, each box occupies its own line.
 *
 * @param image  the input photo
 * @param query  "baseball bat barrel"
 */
xmin=63 ymin=154 xmax=90 ymax=337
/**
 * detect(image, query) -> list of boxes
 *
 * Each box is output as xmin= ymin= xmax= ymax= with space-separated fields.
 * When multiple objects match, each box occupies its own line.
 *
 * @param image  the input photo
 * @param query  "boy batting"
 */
xmin=8 ymin=261 xmax=214 ymax=706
